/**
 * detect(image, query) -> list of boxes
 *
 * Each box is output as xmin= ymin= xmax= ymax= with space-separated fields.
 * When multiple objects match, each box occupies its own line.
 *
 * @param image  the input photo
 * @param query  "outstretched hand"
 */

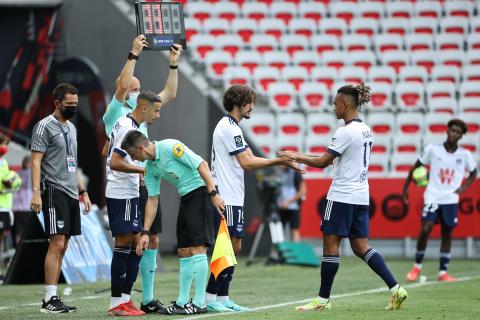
xmin=132 ymin=34 xmax=148 ymax=56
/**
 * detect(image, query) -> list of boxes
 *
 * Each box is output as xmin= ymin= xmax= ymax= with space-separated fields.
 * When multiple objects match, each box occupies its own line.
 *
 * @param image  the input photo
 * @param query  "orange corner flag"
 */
xmin=210 ymin=219 xmax=237 ymax=279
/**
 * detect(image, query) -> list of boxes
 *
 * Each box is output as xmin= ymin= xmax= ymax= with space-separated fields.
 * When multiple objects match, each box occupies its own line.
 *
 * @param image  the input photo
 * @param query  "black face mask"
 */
xmin=61 ymin=105 xmax=77 ymax=119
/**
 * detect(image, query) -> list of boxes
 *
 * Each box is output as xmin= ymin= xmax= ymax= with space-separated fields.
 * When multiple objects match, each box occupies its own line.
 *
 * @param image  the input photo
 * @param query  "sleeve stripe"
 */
xmin=114 ymin=148 xmax=127 ymax=157
xmin=32 ymin=116 xmax=52 ymax=150
xmin=327 ymin=148 xmax=341 ymax=157
xmin=229 ymin=147 xmax=247 ymax=156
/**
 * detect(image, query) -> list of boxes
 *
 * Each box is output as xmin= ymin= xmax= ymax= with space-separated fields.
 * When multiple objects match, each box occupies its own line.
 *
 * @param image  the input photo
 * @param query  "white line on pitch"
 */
xmin=176 ymin=275 xmax=480 ymax=320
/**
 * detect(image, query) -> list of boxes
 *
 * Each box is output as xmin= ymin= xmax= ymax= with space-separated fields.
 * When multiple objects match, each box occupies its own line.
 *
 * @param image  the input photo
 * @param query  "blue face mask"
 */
xmin=125 ymin=92 xmax=140 ymax=109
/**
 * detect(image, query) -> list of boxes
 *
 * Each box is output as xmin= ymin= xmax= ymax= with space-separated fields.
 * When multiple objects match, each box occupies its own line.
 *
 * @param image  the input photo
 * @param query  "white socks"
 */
xmin=110 ymin=293 xmax=131 ymax=309
xmin=439 ymin=270 xmax=447 ymax=276
xmin=316 ymin=296 xmax=329 ymax=303
xmin=414 ymin=263 xmax=423 ymax=269
xmin=205 ymin=293 xmax=217 ymax=304
xmin=121 ymin=293 xmax=131 ymax=303
xmin=390 ymin=284 xmax=400 ymax=293
xmin=45 ymin=285 xmax=57 ymax=302
xmin=217 ymin=296 xmax=229 ymax=303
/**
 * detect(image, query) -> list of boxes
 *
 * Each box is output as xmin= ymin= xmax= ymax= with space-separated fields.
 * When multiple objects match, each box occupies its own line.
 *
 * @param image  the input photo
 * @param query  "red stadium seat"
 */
xmin=368 ymin=66 xmax=396 ymax=85
xmin=440 ymin=17 xmax=469 ymax=35
xmin=211 ymin=2 xmax=240 ymax=22
xmin=184 ymin=18 xmax=202 ymax=42
xmin=414 ymin=1 xmax=442 ymax=18
xmin=374 ymin=34 xmax=403 ymax=52
xmin=350 ymin=18 xmax=380 ymax=37
xmin=405 ymin=34 xmax=434 ymax=51
xmin=323 ymin=51 xmax=350 ymax=70
xmin=459 ymin=134 xmax=479 ymax=153
xmin=311 ymin=66 xmax=339 ymax=89
xmin=235 ymin=51 xmax=262 ymax=74
xmin=330 ymin=2 xmax=357 ymax=24
xmin=277 ymin=113 xmax=305 ymax=137
xmin=204 ymin=51 xmax=233 ymax=79
xmin=259 ymin=18 xmax=287 ymax=40
xmin=262 ymin=51 xmax=291 ymax=71
xmin=429 ymin=98 xmax=458 ymax=114
xmin=399 ymin=66 xmax=428 ymax=84
xmin=458 ymin=112 xmax=480 ymax=133
xmin=460 ymin=81 xmax=480 ymax=99
xmin=186 ymin=2 xmax=212 ymax=22
xmin=369 ymin=154 xmax=390 ymax=175
xmin=203 ymin=18 xmax=230 ymax=36
xmin=281 ymin=66 xmax=308 ymax=91
xmin=241 ymin=112 xmax=276 ymax=140
xmin=395 ymin=82 xmax=425 ymax=111
xmin=350 ymin=50 xmax=376 ymax=71
xmin=410 ymin=17 xmax=438 ymax=35
xmin=435 ymin=34 xmax=464 ymax=51
xmin=459 ymin=97 xmax=480 ymax=113
xmin=466 ymin=51 xmax=480 ymax=66
xmin=223 ymin=66 xmax=252 ymax=87
xmin=371 ymin=135 xmax=391 ymax=154
xmin=445 ymin=1 xmax=474 ymax=18
xmin=439 ymin=50 xmax=465 ymax=69
xmin=431 ymin=65 xmax=460 ymax=84
xmin=267 ymin=82 xmax=297 ymax=112
xmin=391 ymin=154 xmax=418 ymax=176
xmin=368 ymin=112 xmax=395 ymax=135
xmin=425 ymin=113 xmax=451 ymax=135
xmin=467 ymin=33 xmax=480 ymax=51
xmin=250 ymin=34 xmax=278 ymax=55
xmin=216 ymin=34 xmax=243 ymax=57
xmin=341 ymin=34 xmax=371 ymax=52
xmin=411 ymin=50 xmax=437 ymax=73
xmin=368 ymin=83 xmax=394 ymax=111
xmin=231 ymin=18 xmax=258 ymax=42
xmin=396 ymin=113 xmax=424 ymax=137
xmin=382 ymin=18 xmax=409 ymax=35
xmin=387 ymin=1 xmax=414 ymax=18
xmin=306 ymin=113 xmax=337 ymax=136
xmin=299 ymin=82 xmax=330 ymax=112
xmin=298 ymin=2 xmax=327 ymax=23
xmin=279 ymin=34 xmax=309 ymax=57
xmin=319 ymin=18 xmax=348 ymax=37
xmin=427 ymin=82 xmax=456 ymax=105
xmin=242 ymin=2 xmax=269 ymax=22
xmin=339 ymin=66 xmax=367 ymax=85
xmin=311 ymin=35 xmax=340 ymax=54
xmin=253 ymin=66 xmax=281 ymax=94
xmin=189 ymin=34 xmax=217 ymax=60
xmin=393 ymin=135 xmax=421 ymax=154
xmin=292 ymin=51 xmax=321 ymax=74
xmin=380 ymin=50 xmax=409 ymax=73
xmin=358 ymin=2 xmax=385 ymax=20
xmin=288 ymin=18 xmax=317 ymax=38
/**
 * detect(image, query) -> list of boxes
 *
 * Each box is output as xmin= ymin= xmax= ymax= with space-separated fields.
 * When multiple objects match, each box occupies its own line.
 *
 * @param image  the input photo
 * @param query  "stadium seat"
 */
xmin=466 ymin=51 xmax=480 ymax=66
xmin=462 ymin=66 xmax=480 ymax=81
xmin=231 ymin=18 xmax=258 ymax=42
xmin=189 ymin=34 xmax=217 ymax=60
xmin=288 ymin=18 xmax=317 ymax=38
xmin=374 ymin=34 xmax=403 ymax=52
xmin=341 ymin=34 xmax=371 ymax=52
xmin=305 ymin=135 xmax=333 ymax=161
xmin=215 ymin=34 xmax=243 ymax=57
xmin=306 ymin=113 xmax=337 ymax=136
xmin=431 ymin=65 xmax=460 ymax=84
xmin=457 ymin=112 xmax=480 ymax=133
xmin=276 ymin=136 xmax=304 ymax=153
xmin=467 ymin=33 xmax=480 ymax=51
xmin=470 ymin=17 xmax=480 ymax=34
xmin=368 ymin=112 xmax=395 ymax=136
xmin=223 ymin=66 xmax=252 ymax=87
xmin=395 ymin=82 xmax=425 ymax=111
xmin=250 ymin=135 xmax=276 ymax=158
xmin=299 ymin=82 xmax=330 ymax=112
xmin=204 ymin=51 xmax=233 ymax=80
xmin=429 ymin=97 xmax=458 ymax=114
xmin=382 ymin=18 xmax=410 ymax=35
xmin=281 ymin=66 xmax=308 ymax=91
xmin=425 ymin=113 xmax=451 ymax=135
xmin=398 ymin=66 xmax=428 ymax=84
xmin=369 ymin=153 xmax=390 ymax=175
xmin=426 ymin=82 xmax=456 ymax=104
xmin=311 ymin=66 xmax=339 ymax=89
xmin=445 ymin=0 xmax=474 ymax=18
xmin=368 ymin=66 xmax=397 ymax=84
xmin=279 ymin=34 xmax=309 ymax=57
xmin=339 ymin=66 xmax=367 ymax=85
xmin=277 ymin=112 xmax=305 ymax=138
xmin=368 ymin=82 xmax=394 ymax=112
xmin=459 ymin=97 xmax=480 ymax=113
xmin=387 ymin=1 xmax=414 ymax=19
xmin=459 ymin=81 xmax=480 ymax=99
xmin=391 ymin=153 xmax=418 ymax=176
xmin=350 ymin=50 xmax=377 ymax=71
xmin=235 ymin=51 xmax=262 ymax=74
xmin=396 ymin=112 xmax=424 ymax=137
xmin=184 ymin=17 xmax=202 ymax=42
xmin=292 ymin=51 xmax=321 ymax=74
xmin=411 ymin=50 xmax=437 ymax=73
xmin=435 ymin=34 xmax=464 ymax=51
xmin=250 ymin=34 xmax=278 ymax=55
xmin=203 ymin=18 xmax=230 ymax=36
xmin=270 ymin=1 xmax=297 ymax=25
xmin=186 ymin=2 xmax=213 ymax=22
xmin=211 ymin=1 xmax=240 ymax=22
xmin=262 ymin=51 xmax=291 ymax=71
xmin=323 ymin=51 xmax=350 ymax=70
xmin=414 ymin=1 xmax=442 ymax=19
xmin=459 ymin=134 xmax=479 ymax=153
xmin=298 ymin=2 xmax=327 ymax=23
xmin=393 ymin=135 xmax=421 ymax=154
xmin=405 ymin=34 xmax=434 ymax=51
xmin=371 ymin=135 xmax=391 ymax=154
xmin=259 ymin=18 xmax=287 ymax=40
xmin=410 ymin=17 xmax=438 ymax=35
xmin=267 ymin=82 xmax=297 ymax=112
xmin=242 ymin=2 xmax=269 ymax=22
xmin=350 ymin=18 xmax=380 ymax=37
xmin=311 ymin=34 xmax=340 ymax=54
xmin=440 ymin=17 xmax=469 ymax=35
xmin=319 ymin=18 xmax=348 ymax=37
xmin=380 ymin=50 xmax=410 ymax=73
xmin=241 ymin=111 xmax=276 ymax=140
xmin=253 ymin=66 xmax=281 ymax=94
xmin=358 ymin=1 xmax=385 ymax=20
xmin=330 ymin=2 xmax=357 ymax=24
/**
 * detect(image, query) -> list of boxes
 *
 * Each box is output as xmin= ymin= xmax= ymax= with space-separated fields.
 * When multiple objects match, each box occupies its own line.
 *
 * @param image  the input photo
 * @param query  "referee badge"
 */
xmin=173 ymin=143 xmax=185 ymax=158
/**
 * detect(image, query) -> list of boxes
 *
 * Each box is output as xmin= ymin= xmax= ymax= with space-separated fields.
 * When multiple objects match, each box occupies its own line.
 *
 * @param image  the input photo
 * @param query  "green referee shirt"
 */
xmin=144 ymin=140 xmax=205 ymax=197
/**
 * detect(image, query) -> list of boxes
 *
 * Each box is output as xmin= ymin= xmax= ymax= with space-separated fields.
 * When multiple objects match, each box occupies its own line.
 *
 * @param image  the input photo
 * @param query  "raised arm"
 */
xmin=157 ymin=44 xmax=183 ymax=106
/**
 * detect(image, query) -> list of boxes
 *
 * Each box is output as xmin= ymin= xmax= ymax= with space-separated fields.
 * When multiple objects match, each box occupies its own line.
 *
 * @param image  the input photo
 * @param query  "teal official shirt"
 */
xmin=144 ymin=140 xmax=206 ymax=197
xmin=103 ymin=97 xmax=148 ymax=137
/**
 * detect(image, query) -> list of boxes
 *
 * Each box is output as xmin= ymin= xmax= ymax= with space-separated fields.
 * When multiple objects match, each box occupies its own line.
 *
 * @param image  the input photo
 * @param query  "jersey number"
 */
xmin=108 ymin=132 xmax=115 ymax=157
xmin=363 ymin=141 xmax=372 ymax=167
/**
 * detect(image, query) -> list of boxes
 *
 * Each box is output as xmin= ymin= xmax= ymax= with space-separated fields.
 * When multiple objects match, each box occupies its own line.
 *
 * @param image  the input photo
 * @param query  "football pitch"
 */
xmin=0 ymin=256 xmax=479 ymax=319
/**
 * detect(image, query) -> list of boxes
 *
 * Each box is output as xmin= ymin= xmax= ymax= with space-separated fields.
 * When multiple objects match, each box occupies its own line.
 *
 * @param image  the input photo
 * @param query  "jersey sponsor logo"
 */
xmin=234 ymin=135 xmax=243 ymax=148
xmin=173 ymin=143 xmax=185 ymax=158
xmin=456 ymin=158 xmax=462 ymax=165
xmin=439 ymin=168 xmax=455 ymax=184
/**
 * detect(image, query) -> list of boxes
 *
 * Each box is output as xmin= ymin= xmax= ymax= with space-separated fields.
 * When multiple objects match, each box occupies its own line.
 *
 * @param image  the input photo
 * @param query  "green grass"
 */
xmin=0 ymin=256 xmax=479 ymax=319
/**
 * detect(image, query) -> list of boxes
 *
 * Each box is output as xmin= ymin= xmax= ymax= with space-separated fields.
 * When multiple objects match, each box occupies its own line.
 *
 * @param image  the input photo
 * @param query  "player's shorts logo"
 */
xmin=236 ymin=224 xmax=243 ymax=232
xmin=173 ymin=143 xmax=185 ymax=158
xmin=234 ymin=135 xmax=243 ymax=148
xmin=57 ymin=220 xmax=65 ymax=229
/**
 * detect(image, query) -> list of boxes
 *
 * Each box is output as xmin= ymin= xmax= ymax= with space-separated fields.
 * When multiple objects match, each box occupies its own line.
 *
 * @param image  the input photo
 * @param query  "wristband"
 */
xmin=79 ymin=189 xmax=87 ymax=195
xmin=169 ymin=65 xmax=178 ymax=69
xmin=128 ymin=52 xmax=139 ymax=60
xmin=140 ymin=229 xmax=150 ymax=236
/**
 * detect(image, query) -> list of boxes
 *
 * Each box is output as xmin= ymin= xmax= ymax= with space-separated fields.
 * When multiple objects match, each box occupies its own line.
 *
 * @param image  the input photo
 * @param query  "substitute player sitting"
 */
xmin=121 ymin=130 xmax=225 ymax=316
xmin=280 ymin=83 xmax=408 ymax=311
xmin=403 ymin=119 xmax=477 ymax=282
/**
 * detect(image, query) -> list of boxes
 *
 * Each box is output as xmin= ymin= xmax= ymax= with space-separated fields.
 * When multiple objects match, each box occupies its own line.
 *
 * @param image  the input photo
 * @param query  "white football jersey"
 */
xmin=105 ymin=115 xmax=141 ymax=199
xmin=419 ymin=143 xmax=476 ymax=204
xmin=211 ymin=116 xmax=248 ymax=206
xmin=326 ymin=119 xmax=373 ymax=205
